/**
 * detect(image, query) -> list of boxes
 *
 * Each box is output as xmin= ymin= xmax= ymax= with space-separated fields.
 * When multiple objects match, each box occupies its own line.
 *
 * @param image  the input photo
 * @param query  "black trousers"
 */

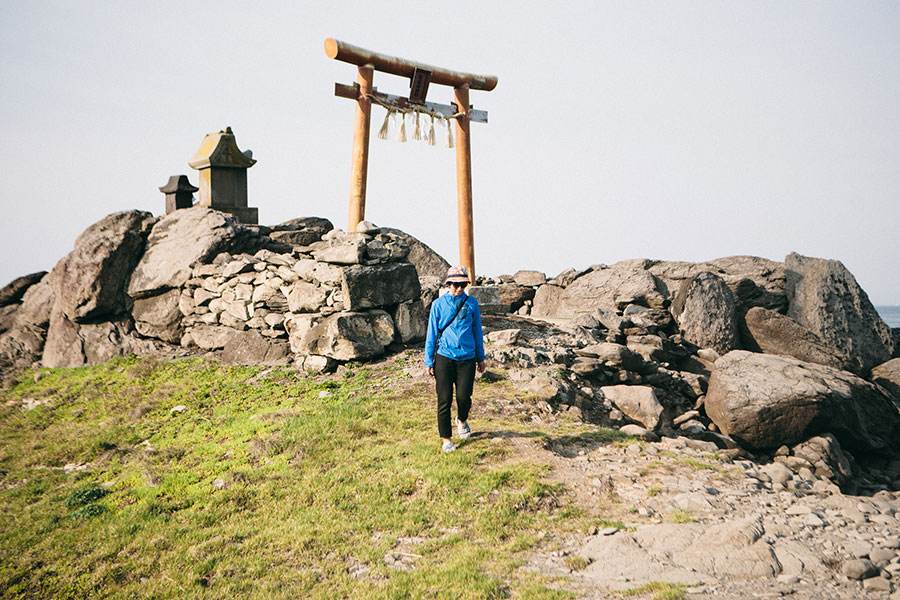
xmin=434 ymin=354 xmax=476 ymax=439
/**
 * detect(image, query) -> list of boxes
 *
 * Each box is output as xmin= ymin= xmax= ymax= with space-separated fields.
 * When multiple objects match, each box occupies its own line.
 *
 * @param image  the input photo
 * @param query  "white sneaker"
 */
xmin=457 ymin=419 xmax=471 ymax=439
xmin=442 ymin=440 xmax=456 ymax=453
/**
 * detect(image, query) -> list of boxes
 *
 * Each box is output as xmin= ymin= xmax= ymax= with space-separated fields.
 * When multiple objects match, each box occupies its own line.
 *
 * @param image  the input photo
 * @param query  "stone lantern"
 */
xmin=159 ymin=175 xmax=198 ymax=214
xmin=188 ymin=126 xmax=258 ymax=224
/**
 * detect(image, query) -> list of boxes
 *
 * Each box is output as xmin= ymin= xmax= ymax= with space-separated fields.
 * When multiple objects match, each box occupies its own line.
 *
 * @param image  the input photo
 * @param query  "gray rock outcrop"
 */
xmin=531 ymin=256 xmax=786 ymax=322
xmin=651 ymin=256 xmax=787 ymax=314
xmin=601 ymin=385 xmax=664 ymax=430
xmin=132 ymin=289 xmax=183 ymax=344
xmin=674 ymin=271 xmax=740 ymax=354
xmin=791 ymin=434 xmax=854 ymax=488
xmin=0 ymin=274 xmax=56 ymax=382
xmin=785 ymin=252 xmax=894 ymax=375
xmin=0 ymin=272 xmax=47 ymax=307
xmin=268 ymin=216 xmax=333 ymax=247
xmin=341 ymin=264 xmax=420 ymax=310
xmin=128 ymin=207 xmax=259 ymax=298
xmin=742 ymin=306 xmax=844 ymax=370
xmin=291 ymin=310 xmax=395 ymax=360
xmin=705 ymin=350 xmax=900 ymax=452
xmin=546 ymin=260 xmax=668 ymax=316
xmin=0 ymin=209 xmax=456 ymax=381
xmin=513 ymin=270 xmax=546 ymax=287
xmin=53 ymin=210 xmax=156 ymax=322
xmin=42 ymin=308 xmax=164 ymax=368
xmin=380 ymin=227 xmax=450 ymax=281
xmin=871 ymin=358 xmax=900 ymax=405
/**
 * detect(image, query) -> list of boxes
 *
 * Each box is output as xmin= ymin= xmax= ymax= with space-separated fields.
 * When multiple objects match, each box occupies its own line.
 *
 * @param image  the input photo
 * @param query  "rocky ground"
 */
xmin=394 ymin=305 xmax=900 ymax=599
xmin=505 ymin=427 xmax=900 ymax=599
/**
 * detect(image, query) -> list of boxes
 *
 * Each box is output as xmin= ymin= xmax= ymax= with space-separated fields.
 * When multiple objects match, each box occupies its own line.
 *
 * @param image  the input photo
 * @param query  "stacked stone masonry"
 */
xmin=178 ymin=228 xmax=425 ymax=363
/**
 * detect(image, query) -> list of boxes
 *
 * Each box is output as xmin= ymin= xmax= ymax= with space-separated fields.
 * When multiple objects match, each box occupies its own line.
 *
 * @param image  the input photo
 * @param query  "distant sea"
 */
xmin=876 ymin=306 xmax=900 ymax=328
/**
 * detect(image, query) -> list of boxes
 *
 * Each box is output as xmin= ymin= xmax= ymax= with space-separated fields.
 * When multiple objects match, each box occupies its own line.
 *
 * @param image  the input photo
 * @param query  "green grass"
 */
xmin=562 ymin=555 xmax=592 ymax=571
xmin=617 ymin=581 xmax=689 ymax=599
xmin=670 ymin=510 xmax=698 ymax=524
xmin=0 ymin=356 xmax=585 ymax=599
xmin=677 ymin=458 xmax=721 ymax=472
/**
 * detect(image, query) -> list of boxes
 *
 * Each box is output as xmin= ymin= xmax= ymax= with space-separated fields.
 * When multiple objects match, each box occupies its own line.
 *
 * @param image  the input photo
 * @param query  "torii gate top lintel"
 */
xmin=324 ymin=38 xmax=498 ymax=92
xmin=326 ymin=37 xmax=496 ymax=283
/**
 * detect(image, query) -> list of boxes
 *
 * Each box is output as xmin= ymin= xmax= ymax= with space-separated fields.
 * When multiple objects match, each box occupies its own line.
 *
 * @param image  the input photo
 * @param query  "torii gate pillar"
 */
xmin=454 ymin=84 xmax=475 ymax=284
xmin=348 ymin=65 xmax=374 ymax=233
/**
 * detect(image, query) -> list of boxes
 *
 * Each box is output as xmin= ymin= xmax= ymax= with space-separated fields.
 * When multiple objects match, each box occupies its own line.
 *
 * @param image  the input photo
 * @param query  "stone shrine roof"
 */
xmin=159 ymin=175 xmax=199 ymax=194
xmin=188 ymin=126 xmax=257 ymax=170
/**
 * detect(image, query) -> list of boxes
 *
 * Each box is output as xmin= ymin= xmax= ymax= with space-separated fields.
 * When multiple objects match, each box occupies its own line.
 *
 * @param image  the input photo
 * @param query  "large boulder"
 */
xmin=13 ymin=275 xmax=55 ymax=330
xmin=531 ymin=284 xmax=565 ymax=318
xmin=341 ymin=263 xmax=420 ymax=310
xmin=871 ymin=358 xmax=900 ymax=404
xmin=128 ymin=207 xmax=257 ymax=298
xmin=42 ymin=308 xmax=163 ymax=368
xmin=188 ymin=325 xmax=238 ymax=351
xmin=576 ymin=343 xmax=644 ymax=371
xmin=52 ymin=211 xmax=156 ymax=322
xmin=742 ymin=307 xmax=844 ymax=370
xmin=497 ymin=284 xmax=535 ymax=309
xmin=0 ymin=305 xmax=16 ymax=336
xmin=513 ymin=270 xmax=546 ymax=287
xmin=380 ymin=227 xmax=450 ymax=281
xmin=0 ymin=271 xmax=47 ymax=307
xmin=0 ymin=274 xmax=57 ymax=385
xmin=0 ymin=326 xmax=45 ymax=386
xmin=650 ymin=256 xmax=787 ymax=314
xmin=286 ymin=281 xmax=328 ymax=313
xmin=705 ymin=350 xmax=900 ymax=452
xmin=293 ymin=310 xmax=395 ymax=360
xmin=268 ymin=216 xmax=333 ymax=247
xmin=601 ymin=385 xmax=664 ymax=430
xmin=220 ymin=330 xmax=290 ymax=366
xmin=392 ymin=300 xmax=427 ymax=343
xmin=674 ymin=272 xmax=740 ymax=354
xmin=533 ymin=260 xmax=667 ymax=318
xmin=791 ymin=433 xmax=854 ymax=487
xmin=785 ymin=252 xmax=894 ymax=375
xmin=132 ymin=289 xmax=183 ymax=344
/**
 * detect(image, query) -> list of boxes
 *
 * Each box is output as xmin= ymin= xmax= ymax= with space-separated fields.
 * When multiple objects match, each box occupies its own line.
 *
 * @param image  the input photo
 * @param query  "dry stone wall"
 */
xmin=159 ymin=213 xmax=428 ymax=367
xmin=177 ymin=234 xmax=424 ymax=365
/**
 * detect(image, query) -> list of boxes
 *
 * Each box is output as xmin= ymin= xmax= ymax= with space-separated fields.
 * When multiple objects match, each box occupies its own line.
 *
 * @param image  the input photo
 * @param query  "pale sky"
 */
xmin=2 ymin=1 xmax=898 ymax=304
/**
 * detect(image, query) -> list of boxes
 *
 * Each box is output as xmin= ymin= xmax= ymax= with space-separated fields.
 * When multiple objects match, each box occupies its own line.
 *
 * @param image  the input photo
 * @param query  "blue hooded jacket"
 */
xmin=424 ymin=293 xmax=485 ymax=367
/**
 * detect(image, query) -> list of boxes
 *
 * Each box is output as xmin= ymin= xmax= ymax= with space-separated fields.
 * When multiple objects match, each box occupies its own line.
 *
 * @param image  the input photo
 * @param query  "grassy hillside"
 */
xmin=0 ymin=354 xmax=623 ymax=599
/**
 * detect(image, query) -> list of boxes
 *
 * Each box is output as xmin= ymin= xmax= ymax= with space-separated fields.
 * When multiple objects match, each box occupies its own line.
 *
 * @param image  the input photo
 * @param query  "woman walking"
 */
xmin=425 ymin=265 xmax=486 ymax=453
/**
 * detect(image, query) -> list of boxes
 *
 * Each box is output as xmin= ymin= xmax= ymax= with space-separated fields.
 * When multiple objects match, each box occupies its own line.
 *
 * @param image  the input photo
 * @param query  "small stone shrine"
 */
xmin=159 ymin=175 xmax=198 ymax=214
xmin=188 ymin=126 xmax=259 ymax=224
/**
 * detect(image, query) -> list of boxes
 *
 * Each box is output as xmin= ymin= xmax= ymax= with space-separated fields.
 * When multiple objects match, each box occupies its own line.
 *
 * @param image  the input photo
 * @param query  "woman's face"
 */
xmin=448 ymin=282 xmax=468 ymax=296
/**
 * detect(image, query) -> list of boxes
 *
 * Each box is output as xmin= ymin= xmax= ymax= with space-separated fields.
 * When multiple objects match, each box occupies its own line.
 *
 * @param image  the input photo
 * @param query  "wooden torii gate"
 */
xmin=324 ymin=37 xmax=497 ymax=282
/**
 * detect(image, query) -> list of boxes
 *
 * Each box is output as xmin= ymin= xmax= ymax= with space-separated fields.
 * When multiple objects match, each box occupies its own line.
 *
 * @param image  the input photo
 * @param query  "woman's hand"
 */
xmin=476 ymin=361 xmax=485 ymax=374
xmin=427 ymin=367 xmax=434 ymax=377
